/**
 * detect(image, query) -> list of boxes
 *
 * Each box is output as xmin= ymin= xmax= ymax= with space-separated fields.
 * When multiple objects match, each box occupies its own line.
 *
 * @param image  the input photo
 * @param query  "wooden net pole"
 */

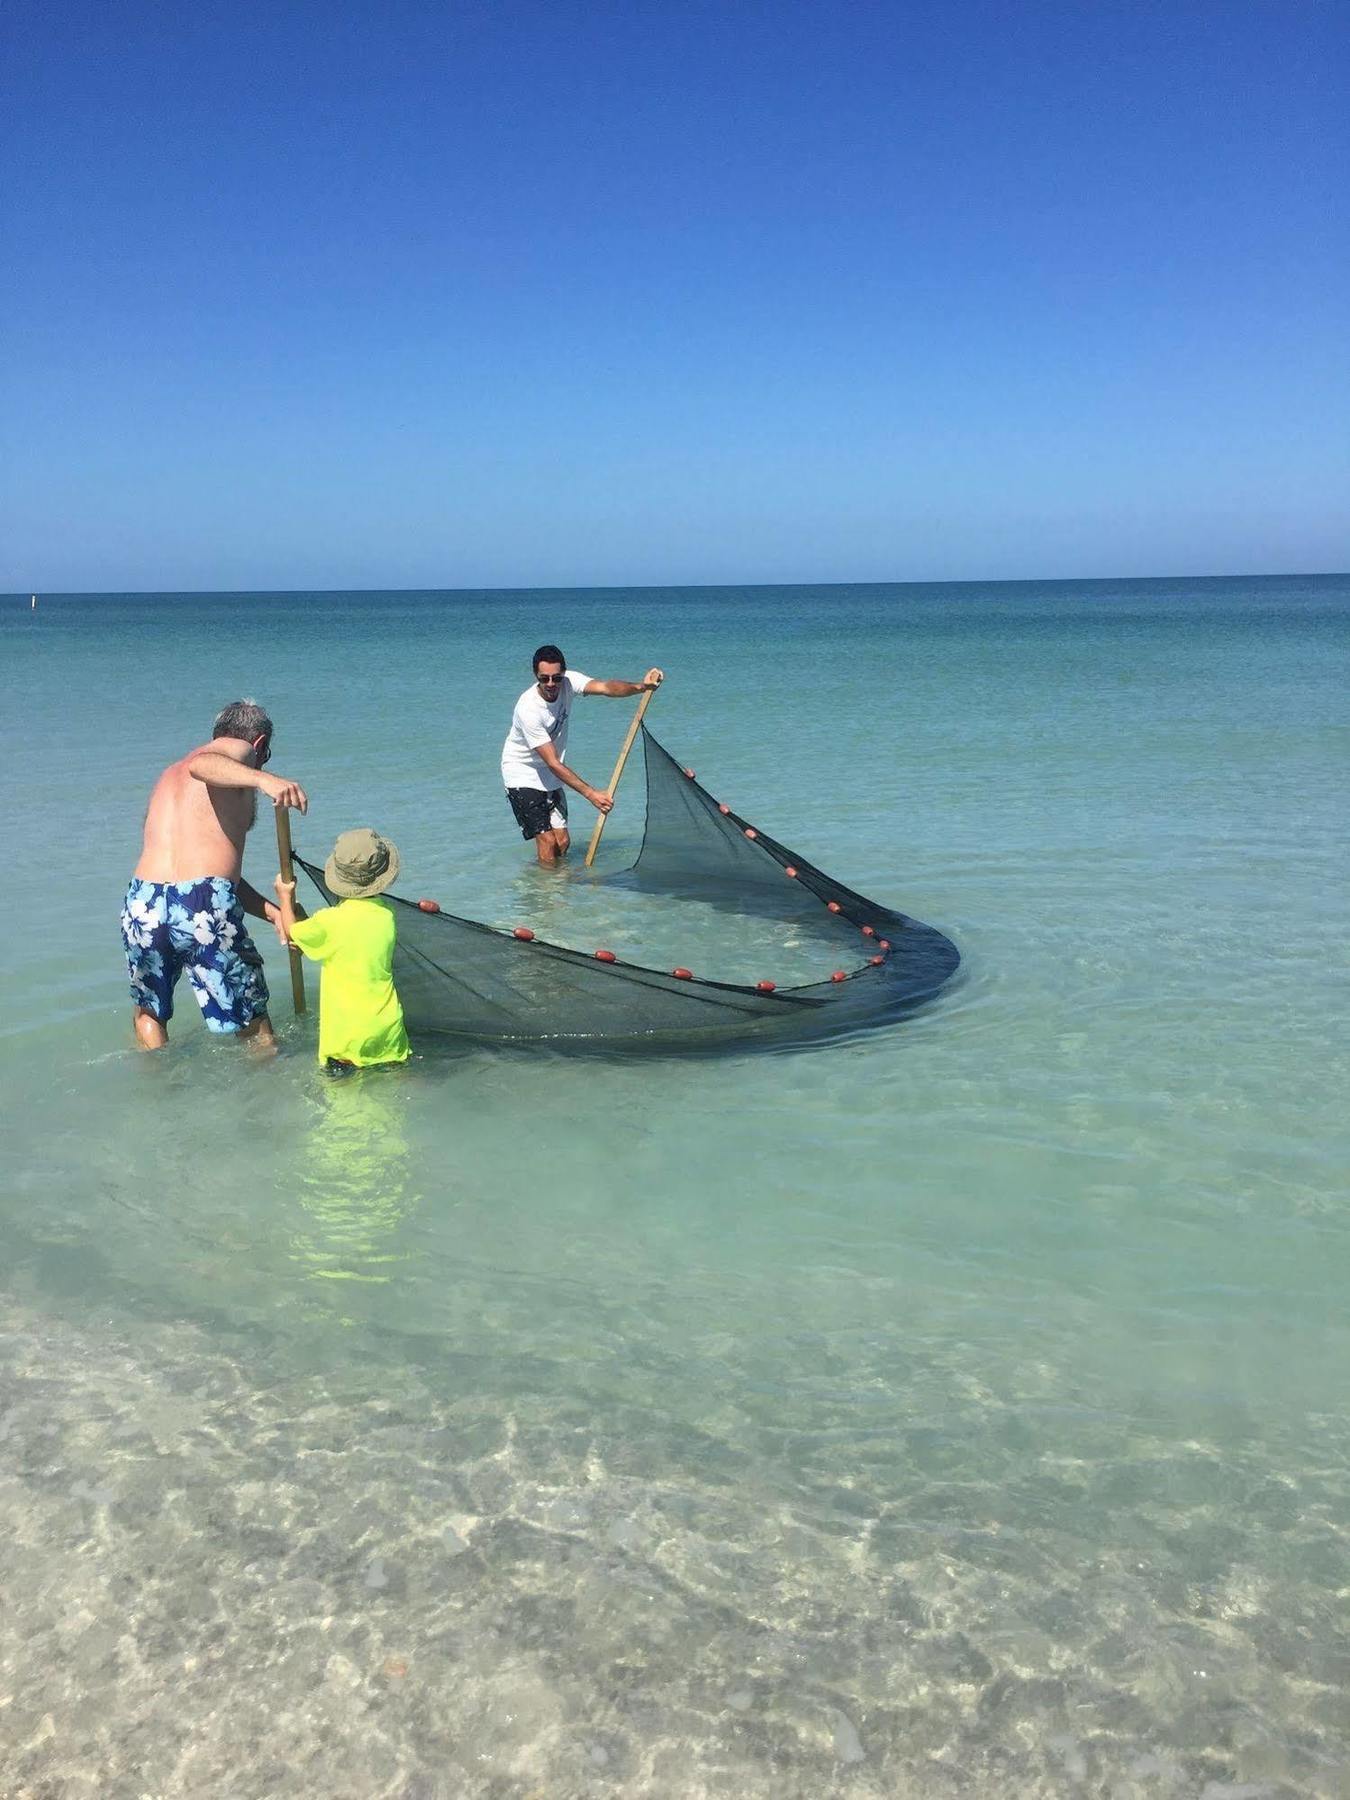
xmin=274 ymin=806 xmax=307 ymax=1015
xmin=584 ymin=687 xmax=657 ymax=868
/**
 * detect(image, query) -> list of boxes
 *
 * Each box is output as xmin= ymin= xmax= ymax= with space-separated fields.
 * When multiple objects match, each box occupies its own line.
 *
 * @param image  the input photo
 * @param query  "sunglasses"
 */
xmin=536 ymin=673 xmax=564 ymax=685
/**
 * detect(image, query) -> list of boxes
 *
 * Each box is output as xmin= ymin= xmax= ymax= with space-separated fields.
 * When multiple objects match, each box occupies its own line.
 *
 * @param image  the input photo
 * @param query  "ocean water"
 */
xmin=1 ymin=577 xmax=1347 ymax=1798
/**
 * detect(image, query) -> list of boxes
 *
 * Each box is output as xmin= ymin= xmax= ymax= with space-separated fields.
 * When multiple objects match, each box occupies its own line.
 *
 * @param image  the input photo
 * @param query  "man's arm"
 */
xmin=187 ymin=748 xmax=309 ymax=813
xmin=581 ymin=668 xmax=664 ymax=698
xmin=236 ymin=876 xmax=290 ymax=943
xmin=533 ymin=742 xmax=612 ymax=813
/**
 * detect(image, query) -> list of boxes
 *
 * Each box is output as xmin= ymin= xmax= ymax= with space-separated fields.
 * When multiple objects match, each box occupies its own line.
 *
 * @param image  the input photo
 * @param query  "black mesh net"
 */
xmin=294 ymin=729 xmax=959 ymax=1051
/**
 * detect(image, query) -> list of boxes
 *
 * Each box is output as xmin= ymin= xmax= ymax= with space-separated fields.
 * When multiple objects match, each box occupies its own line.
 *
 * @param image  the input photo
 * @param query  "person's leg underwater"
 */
xmin=534 ymin=790 xmax=570 ymax=865
xmin=509 ymin=787 xmax=570 ymax=866
xmin=183 ymin=880 xmax=276 ymax=1054
xmin=534 ymin=827 xmax=569 ymax=866
xmin=239 ymin=1013 xmax=278 ymax=1054
xmin=122 ymin=880 xmax=176 ymax=1050
xmin=133 ymin=1007 xmax=169 ymax=1050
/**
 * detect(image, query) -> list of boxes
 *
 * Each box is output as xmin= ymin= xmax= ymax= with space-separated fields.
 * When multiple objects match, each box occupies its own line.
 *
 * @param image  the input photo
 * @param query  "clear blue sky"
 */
xmin=3 ymin=0 xmax=1346 ymax=590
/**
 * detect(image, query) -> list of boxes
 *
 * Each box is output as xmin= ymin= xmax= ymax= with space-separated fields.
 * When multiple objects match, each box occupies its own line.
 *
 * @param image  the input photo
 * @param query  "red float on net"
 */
xmin=672 ymin=966 xmax=693 ymax=980
xmin=417 ymin=899 xmax=441 ymax=913
xmin=718 ymin=803 xmax=730 ymax=815
xmin=683 ymin=768 xmax=696 ymax=780
xmin=756 ymin=980 xmax=777 ymax=993
xmin=861 ymin=924 xmax=875 ymax=937
xmin=784 ymin=865 xmax=798 ymax=878
xmin=827 ymin=900 xmax=841 ymax=914
xmin=869 ymin=954 xmax=885 ymax=966
xmin=831 ymin=970 xmax=848 ymax=982
xmin=595 ymin=949 xmax=617 ymax=963
xmin=513 ymin=927 xmax=535 ymax=941
xmin=879 ymin=939 xmax=891 ymax=951
xmin=744 ymin=828 xmax=757 ymax=840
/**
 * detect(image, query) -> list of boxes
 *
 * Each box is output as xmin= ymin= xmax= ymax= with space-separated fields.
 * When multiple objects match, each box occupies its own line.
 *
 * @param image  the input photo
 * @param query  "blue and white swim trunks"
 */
xmin=120 ymin=876 xmax=269 ymax=1033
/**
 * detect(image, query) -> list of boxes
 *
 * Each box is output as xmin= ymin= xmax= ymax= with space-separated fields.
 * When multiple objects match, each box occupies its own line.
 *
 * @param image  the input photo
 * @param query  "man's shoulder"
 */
xmin=171 ymin=737 xmax=255 ymax=798
xmin=198 ymin=735 xmax=252 ymax=763
xmin=161 ymin=739 xmax=217 ymax=778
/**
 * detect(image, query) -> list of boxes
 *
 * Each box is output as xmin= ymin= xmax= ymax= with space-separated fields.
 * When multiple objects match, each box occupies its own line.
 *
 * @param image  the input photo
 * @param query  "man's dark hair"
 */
xmin=212 ymin=699 xmax=273 ymax=744
xmin=532 ymin=644 xmax=565 ymax=674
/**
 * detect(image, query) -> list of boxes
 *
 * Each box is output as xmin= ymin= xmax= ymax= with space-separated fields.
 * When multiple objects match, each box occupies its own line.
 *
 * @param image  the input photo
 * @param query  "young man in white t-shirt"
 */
xmin=501 ymin=643 xmax=664 ymax=864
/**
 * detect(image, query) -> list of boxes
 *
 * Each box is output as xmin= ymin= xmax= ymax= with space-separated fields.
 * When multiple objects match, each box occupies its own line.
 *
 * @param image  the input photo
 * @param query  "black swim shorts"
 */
xmin=506 ymin=786 xmax=567 ymax=840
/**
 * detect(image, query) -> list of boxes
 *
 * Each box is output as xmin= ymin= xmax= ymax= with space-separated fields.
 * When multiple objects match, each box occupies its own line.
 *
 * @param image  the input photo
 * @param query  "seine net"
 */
xmin=294 ymin=729 xmax=959 ymax=1050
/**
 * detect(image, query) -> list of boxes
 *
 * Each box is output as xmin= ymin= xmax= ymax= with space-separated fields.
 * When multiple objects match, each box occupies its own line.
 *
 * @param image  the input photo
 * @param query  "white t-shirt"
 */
xmin=500 ymin=670 xmax=594 ymax=791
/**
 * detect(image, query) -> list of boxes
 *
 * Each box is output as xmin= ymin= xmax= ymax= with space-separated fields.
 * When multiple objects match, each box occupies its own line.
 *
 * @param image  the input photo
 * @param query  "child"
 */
xmin=274 ymin=828 xmax=410 ymax=1073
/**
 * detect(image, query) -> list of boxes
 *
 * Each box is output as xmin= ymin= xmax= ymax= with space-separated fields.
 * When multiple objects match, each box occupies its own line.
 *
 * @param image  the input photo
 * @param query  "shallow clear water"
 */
xmin=2 ymin=578 xmax=1347 ymax=1797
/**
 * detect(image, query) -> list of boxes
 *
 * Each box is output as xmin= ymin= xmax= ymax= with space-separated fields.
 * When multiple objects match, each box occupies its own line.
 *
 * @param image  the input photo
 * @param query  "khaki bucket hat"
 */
xmin=324 ymin=827 xmax=401 ymax=899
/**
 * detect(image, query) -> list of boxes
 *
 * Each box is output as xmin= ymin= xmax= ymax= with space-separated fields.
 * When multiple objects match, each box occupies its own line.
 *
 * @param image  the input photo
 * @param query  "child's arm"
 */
xmin=272 ymin=875 xmax=309 ymax=945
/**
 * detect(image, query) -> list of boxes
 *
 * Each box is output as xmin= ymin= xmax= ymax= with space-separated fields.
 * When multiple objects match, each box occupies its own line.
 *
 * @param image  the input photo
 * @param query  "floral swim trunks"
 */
xmin=120 ymin=876 xmax=269 ymax=1033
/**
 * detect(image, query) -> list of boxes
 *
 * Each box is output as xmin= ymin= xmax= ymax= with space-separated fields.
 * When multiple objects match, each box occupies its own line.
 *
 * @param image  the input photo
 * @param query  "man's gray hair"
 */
xmin=212 ymin=699 xmax=273 ymax=744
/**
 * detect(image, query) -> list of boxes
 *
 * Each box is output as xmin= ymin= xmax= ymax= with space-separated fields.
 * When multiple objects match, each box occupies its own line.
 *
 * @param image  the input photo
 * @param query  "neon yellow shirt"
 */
xmin=289 ymin=897 xmax=410 ymax=1067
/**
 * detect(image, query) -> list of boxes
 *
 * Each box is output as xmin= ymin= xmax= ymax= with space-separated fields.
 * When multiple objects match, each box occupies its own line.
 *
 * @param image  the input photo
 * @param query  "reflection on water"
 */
xmin=291 ymin=1069 xmax=421 ymax=1291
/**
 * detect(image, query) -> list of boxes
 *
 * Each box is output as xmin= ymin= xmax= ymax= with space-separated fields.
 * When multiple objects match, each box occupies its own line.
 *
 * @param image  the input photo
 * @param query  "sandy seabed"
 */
xmin=2 ymin=1293 xmax=1347 ymax=1800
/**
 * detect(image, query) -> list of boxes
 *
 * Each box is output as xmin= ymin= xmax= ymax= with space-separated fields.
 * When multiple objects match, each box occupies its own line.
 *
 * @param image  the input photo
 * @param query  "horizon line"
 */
xmin=9 ymin=568 xmax=1348 ymax=599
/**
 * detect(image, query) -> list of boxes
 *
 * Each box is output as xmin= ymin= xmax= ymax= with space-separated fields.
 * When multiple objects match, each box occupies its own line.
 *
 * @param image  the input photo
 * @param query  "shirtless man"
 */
xmin=500 ymin=645 xmax=664 ymax=865
xmin=119 ymin=700 xmax=309 ymax=1051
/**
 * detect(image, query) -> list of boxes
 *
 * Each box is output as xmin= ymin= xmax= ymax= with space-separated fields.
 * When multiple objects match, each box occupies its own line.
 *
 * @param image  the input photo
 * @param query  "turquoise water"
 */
xmin=2 ymin=578 xmax=1347 ymax=1797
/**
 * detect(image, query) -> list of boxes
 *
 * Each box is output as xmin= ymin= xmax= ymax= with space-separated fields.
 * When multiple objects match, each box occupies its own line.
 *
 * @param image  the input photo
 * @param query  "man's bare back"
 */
xmin=122 ymin=708 xmax=308 ymax=1051
xmin=135 ymin=738 xmax=261 ymax=883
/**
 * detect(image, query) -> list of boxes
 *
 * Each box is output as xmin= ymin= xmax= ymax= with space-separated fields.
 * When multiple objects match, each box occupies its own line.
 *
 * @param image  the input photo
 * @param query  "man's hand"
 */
xmin=643 ymin=668 xmax=664 ymax=689
xmin=261 ymin=773 xmax=308 ymax=813
xmin=587 ymin=787 xmax=614 ymax=814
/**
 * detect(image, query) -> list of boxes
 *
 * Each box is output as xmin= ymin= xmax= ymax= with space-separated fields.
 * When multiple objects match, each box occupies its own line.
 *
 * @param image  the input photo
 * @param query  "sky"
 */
xmin=2 ymin=0 xmax=1346 ymax=591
